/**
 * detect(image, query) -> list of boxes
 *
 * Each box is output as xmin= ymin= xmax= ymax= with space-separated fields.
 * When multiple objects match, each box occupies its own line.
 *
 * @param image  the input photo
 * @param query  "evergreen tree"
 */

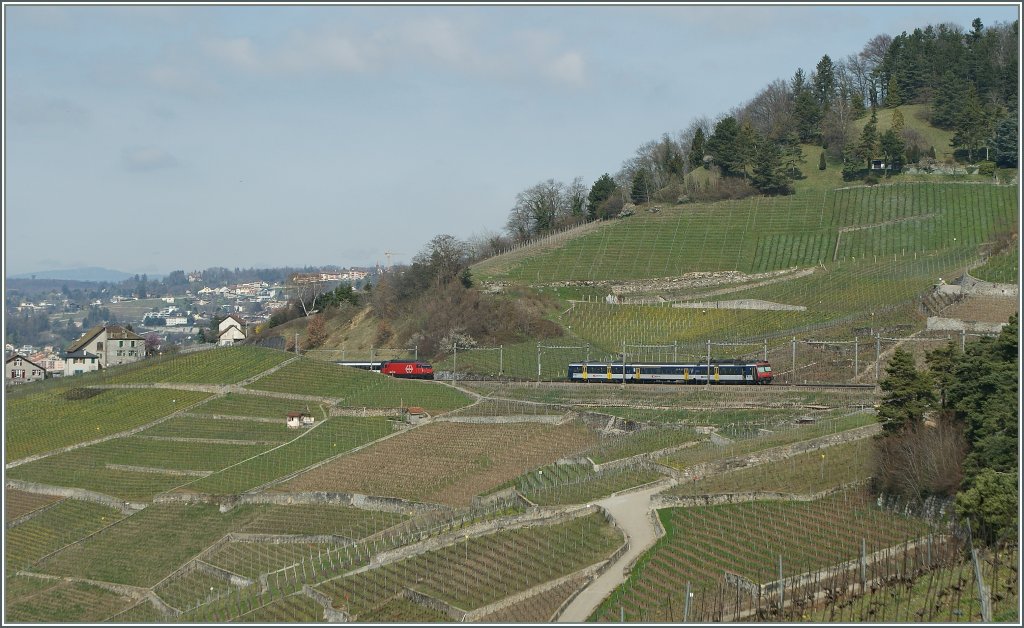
xmin=876 ymin=349 xmax=936 ymax=434
xmin=879 ymin=128 xmax=906 ymax=172
xmin=586 ymin=174 xmax=618 ymax=219
xmin=924 ymin=341 xmax=959 ymax=413
xmin=705 ymin=116 xmax=747 ymax=177
xmin=818 ymin=151 xmax=827 ymax=171
xmin=951 ymin=315 xmax=1019 ymax=544
xmin=688 ymin=128 xmax=706 ymax=169
xmin=891 ymin=108 xmax=905 ymax=134
xmin=991 ymin=115 xmax=1019 ymax=168
xmin=813 ymin=54 xmax=837 ymax=111
xmin=630 ymin=170 xmax=651 ymax=204
xmin=794 ymin=86 xmax=821 ymax=143
xmin=949 ymin=315 xmax=1018 ymax=483
xmin=856 ymin=118 xmax=879 ymax=166
xmin=750 ymin=139 xmax=792 ymax=195
xmin=951 ymin=83 xmax=994 ymax=161
xmin=931 ymin=70 xmax=968 ymax=129
xmin=778 ymin=133 xmax=806 ymax=178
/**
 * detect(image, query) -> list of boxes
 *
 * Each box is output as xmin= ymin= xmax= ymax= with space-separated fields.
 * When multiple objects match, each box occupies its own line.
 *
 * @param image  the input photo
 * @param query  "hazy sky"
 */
xmin=3 ymin=2 xmax=1019 ymax=276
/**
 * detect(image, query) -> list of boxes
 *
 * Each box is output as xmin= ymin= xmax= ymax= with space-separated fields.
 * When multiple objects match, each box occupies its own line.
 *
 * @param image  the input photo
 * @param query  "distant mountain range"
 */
xmin=7 ymin=267 xmax=143 ymax=282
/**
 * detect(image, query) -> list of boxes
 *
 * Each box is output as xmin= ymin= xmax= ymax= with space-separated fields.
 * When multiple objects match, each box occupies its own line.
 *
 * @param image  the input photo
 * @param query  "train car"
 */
xmin=567 ymin=360 xmax=772 ymax=384
xmin=336 ymin=361 xmax=385 ymax=372
xmin=380 ymin=359 xmax=435 ymax=380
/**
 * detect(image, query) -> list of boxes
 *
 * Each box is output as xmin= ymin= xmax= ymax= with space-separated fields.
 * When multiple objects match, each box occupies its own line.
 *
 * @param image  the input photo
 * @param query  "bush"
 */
xmin=978 ymin=161 xmax=997 ymax=177
xmin=863 ymin=172 xmax=881 ymax=186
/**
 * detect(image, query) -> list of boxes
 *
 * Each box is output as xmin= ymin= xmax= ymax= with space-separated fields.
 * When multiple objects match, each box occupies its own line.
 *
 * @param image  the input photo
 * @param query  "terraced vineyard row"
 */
xmin=666 ymin=436 xmax=874 ymax=497
xmin=520 ymin=465 xmax=665 ymax=506
xmin=5 ymin=388 xmax=211 ymax=461
xmin=584 ymin=426 xmax=702 ymax=464
xmin=31 ymin=504 xmax=263 ymax=588
xmin=473 ymin=182 xmax=1015 ymax=284
xmin=656 ymin=412 xmax=875 ymax=473
xmin=4 ymin=488 xmax=63 ymax=522
xmin=103 ymin=346 xmax=293 ymax=385
xmin=4 ymin=576 xmax=137 ymax=623
xmin=280 ymin=420 xmax=598 ymax=506
xmin=315 ymin=511 xmax=620 ymax=617
xmin=179 ymin=416 xmax=394 ymax=496
xmin=592 ymin=489 xmax=938 ymax=622
xmin=245 ymin=357 xmax=473 ymax=413
xmin=5 ymin=499 xmax=126 ymax=571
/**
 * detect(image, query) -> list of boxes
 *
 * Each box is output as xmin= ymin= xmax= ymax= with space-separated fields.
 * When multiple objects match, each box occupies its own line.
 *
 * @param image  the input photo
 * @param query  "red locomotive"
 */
xmin=380 ymin=360 xmax=434 ymax=380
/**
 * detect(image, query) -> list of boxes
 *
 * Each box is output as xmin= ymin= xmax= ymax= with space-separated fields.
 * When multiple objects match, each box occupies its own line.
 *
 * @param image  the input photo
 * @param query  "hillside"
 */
xmin=6 ymin=14 xmax=1020 ymax=625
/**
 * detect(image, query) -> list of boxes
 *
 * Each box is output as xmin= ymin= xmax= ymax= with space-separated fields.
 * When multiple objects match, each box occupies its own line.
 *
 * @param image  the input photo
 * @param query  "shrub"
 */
xmin=977 ymin=160 xmax=997 ymax=177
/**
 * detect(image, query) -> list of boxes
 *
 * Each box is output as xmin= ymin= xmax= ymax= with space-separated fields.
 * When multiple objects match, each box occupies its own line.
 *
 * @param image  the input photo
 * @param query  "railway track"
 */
xmin=450 ymin=378 xmax=877 ymax=393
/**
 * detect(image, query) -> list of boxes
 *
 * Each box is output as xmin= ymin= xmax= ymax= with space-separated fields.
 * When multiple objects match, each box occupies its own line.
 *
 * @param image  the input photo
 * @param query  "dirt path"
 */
xmin=554 ymin=479 xmax=674 ymax=622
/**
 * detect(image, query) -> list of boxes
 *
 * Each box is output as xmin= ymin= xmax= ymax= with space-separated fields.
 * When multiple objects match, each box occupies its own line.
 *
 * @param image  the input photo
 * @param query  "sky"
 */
xmin=3 ymin=2 xmax=1020 ymax=277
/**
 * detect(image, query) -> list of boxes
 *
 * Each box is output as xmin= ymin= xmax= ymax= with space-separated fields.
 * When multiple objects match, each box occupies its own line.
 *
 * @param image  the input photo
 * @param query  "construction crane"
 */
xmin=383 ymin=251 xmax=403 ymax=269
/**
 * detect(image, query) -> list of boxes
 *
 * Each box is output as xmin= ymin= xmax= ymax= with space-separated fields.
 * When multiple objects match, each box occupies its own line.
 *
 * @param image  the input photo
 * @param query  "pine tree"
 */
xmin=879 ymin=128 xmax=905 ymax=173
xmin=991 ymin=115 xmax=1018 ymax=168
xmin=876 ymin=349 xmax=936 ymax=434
xmin=813 ymin=54 xmax=837 ymax=111
xmin=688 ymin=128 xmax=706 ymax=169
xmin=705 ymin=116 xmax=747 ymax=177
xmin=856 ymin=118 xmax=879 ymax=166
xmin=630 ymin=170 xmax=651 ymax=204
xmin=750 ymin=139 xmax=792 ymax=195
xmin=586 ymin=174 xmax=618 ymax=219
xmin=818 ymin=151 xmax=827 ymax=171
xmin=951 ymin=84 xmax=993 ymax=161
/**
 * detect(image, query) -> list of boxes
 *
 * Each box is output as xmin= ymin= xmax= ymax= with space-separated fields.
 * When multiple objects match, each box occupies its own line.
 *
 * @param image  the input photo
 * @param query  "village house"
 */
xmin=29 ymin=349 xmax=66 ymax=376
xmin=6 ymin=354 xmax=47 ymax=384
xmin=217 ymin=314 xmax=247 ymax=346
xmin=65 ymin=325 xmax=146 ymax=370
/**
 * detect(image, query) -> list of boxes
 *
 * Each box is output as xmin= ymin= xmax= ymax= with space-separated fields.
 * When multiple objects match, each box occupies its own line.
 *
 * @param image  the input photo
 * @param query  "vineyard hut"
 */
xmin=286 ymin=411 xmax=313 ymax=428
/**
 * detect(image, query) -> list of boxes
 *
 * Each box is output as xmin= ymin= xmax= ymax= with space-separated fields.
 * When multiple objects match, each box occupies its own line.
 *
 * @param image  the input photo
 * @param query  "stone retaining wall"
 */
xmin=960 ymin=272 xmax=1019 ymax=297
xmin=195 ymin=559 xmax=254 ymax=588
xmin=651 ymin=482 xmax=867 ymax=509
xmin=302 ymin=585 xmax=351 ymax=622
xmin=402 ymin=587 xmax=468 ymax=621
xmin=665 ymin=423 xmax=880 ymax=482
xmin=926 ymin=316 xmax=1008 ymax=333
xmin=438 ymin=414 xmax=566 ymax=424
xmin=6 ymin=479 xmax=145 ymax=513
xmin=208 ymin=491 xmax=450 ymax=515
xmin=227 ymin=532 xmax=354 ymax=545
xmin=592 ymin=441 xmax=701 ymax=473
xmin=672 ymin=299 xmax=806 ymax=311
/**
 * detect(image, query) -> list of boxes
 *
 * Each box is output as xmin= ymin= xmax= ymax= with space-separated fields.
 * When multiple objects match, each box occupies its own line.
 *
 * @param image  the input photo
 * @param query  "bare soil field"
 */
xmin=278 ymin=420 xmax=599 ymax=506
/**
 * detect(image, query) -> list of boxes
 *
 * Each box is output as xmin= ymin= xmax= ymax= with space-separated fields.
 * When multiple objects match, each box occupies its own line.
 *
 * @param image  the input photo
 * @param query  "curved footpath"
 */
xmin=555 ymin=479 xmax=675 ymax=622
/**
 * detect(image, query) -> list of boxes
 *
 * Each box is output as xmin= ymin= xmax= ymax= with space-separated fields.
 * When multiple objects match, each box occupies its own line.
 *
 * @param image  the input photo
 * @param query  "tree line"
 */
xmin=501 ymin=17 xmax=1018 ymax=244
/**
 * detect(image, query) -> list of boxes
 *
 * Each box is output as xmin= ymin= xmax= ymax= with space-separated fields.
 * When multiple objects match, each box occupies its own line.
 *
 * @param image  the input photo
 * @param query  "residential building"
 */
xmin=217 ymin=314 xmax=247 ymax=346
xmin=66 ymin=325 xmax=146 ymax=369
xmin=6 ymin=354 xmax=47 ymax=384
xmin=63 ymin=350 xmax=100 ymax=376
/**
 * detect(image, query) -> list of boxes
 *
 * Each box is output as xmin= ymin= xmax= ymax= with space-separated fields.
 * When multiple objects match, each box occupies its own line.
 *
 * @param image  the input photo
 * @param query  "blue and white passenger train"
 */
xmin=567 ymin=360 xmax=773 ymax=384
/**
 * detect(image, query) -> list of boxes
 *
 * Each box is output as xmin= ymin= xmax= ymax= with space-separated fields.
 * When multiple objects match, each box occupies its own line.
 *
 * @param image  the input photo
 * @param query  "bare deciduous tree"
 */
xmin=289 ymin=273 xmax=328 ymax=317
xmin=738 ymin=79 xmax=795 ymax=141
xmin=872 ymin=421 xmax=966 ymax=500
